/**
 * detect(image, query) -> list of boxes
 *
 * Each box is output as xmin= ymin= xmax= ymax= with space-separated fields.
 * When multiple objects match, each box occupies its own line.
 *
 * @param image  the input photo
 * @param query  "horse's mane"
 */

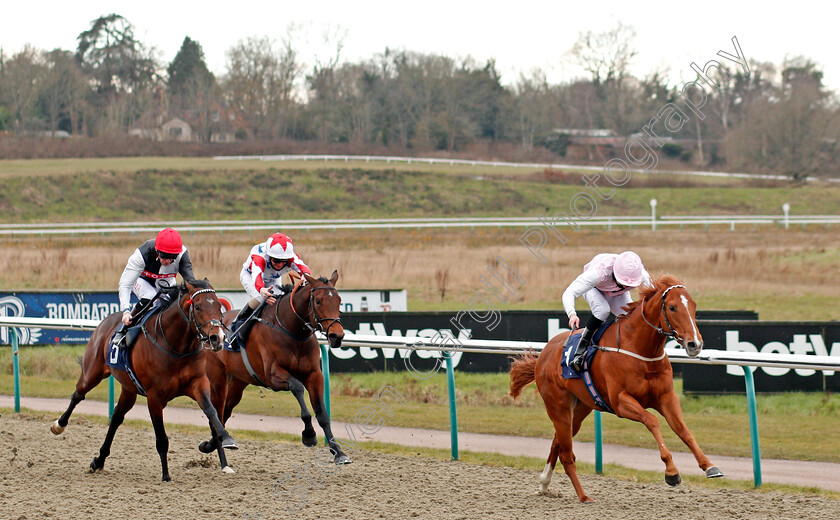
xmin=161 ymin=279 xmax=212 ymax=309
xmin=623 ymin=274 xmax=684 ymax=313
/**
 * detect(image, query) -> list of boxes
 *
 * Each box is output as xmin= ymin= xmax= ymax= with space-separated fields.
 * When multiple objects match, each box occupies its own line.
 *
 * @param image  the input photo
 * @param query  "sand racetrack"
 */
xmin=1 ymin=413 xmax=838 ymax=520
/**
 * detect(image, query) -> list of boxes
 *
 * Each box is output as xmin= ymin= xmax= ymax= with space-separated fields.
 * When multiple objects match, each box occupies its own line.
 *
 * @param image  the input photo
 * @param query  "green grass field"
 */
xmin=1 ymin=157 xmax=837 ymax=224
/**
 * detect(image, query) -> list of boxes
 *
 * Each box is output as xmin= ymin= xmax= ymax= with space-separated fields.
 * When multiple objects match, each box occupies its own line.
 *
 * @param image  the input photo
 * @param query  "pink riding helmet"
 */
xmin=613 ymin=251 xmax=644 ymax=287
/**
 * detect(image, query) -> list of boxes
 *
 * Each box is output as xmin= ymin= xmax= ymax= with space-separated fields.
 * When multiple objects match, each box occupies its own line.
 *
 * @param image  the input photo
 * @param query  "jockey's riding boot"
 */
xmin=115 ymin=299 xmax=150 ymax=350
xmin=570 ymin=317 xmax=604 ymax=372
xmin=112 ymin=324 xmax=128 ymax=349
xmin=231 ymin=305 xmax=256 ymax=332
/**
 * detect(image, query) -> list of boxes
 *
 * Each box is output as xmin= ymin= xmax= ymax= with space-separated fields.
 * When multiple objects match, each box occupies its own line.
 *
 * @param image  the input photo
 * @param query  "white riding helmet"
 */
xmin=265 ymin=233 xmax=295 ymax=260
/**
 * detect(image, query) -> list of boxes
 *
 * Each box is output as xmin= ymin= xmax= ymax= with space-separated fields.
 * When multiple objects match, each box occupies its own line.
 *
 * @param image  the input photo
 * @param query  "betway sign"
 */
xmin=682 ymin=322 xmax=840 ymax=393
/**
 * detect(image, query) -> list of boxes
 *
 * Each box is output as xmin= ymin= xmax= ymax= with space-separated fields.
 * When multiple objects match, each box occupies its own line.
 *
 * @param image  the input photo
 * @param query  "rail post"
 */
xmin=109 ymin=375 xmax=115 ymax=419
xmin=320 ymin=344 xmax=331 ymax=418
xmin=12 ymin=328 xmax=20 ymax=413
xmin=743 ymin=366 xmax=762 ymax=487
xmin=594 ymin=410 xmax=603 ymax=474
xmin=444 ymin=351 xmax=459 ymax=460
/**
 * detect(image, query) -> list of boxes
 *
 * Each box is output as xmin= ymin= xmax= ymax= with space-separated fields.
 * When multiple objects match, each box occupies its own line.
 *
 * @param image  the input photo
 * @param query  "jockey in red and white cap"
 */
xmin=562 ymin=251 xmax=652 ymax=371
xmin=113 ymin=228 xmax=195 ymax=347
xmin=232 ymin=233 xmax=311 ymax=327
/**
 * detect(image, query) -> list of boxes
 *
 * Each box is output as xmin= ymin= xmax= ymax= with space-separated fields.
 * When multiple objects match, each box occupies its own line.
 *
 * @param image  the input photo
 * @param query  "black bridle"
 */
xmin=144 ymin=287 xmax=224 ymax=358
xmin=256 ymin=282 xmax=343 ymax=342
xmin=639 ymin=284 xmax=686 ymax=342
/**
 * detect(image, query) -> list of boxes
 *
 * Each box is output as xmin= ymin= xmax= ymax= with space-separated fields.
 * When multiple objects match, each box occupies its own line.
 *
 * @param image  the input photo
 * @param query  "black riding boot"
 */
xmin=113 ymin=299 xmax=149 ymax=349
xmin=570 ymin=317 xmax=604 ymax=372
xmin=231 ymin=305 xmax=256 ymax=332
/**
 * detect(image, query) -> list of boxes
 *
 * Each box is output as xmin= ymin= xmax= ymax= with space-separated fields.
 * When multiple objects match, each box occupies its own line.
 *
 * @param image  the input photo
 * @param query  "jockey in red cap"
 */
xmin=562 ymin=251 xmax=652 ymax=372
xmin=113 ymin=228 xmax=195 ymax=348
xmin=231 ymin=233 xmax=312 ymax=330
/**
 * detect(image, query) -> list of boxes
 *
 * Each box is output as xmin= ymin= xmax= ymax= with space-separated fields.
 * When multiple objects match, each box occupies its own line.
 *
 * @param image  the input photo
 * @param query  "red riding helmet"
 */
xmin=265 ymin=233 xmax=295 ymax=260
xmin=155 ymin=228 xmax=183 ymax=255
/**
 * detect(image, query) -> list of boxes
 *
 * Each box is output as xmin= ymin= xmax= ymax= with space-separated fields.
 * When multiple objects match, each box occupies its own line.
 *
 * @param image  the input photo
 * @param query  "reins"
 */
xmin=605 ymin=284 xmax=686 ymax=363
xmin=143 ymin=287 xmax=223 ymax=358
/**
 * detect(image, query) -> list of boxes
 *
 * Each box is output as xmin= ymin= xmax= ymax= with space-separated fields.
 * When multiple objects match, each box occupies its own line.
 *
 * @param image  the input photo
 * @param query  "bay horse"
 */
xmin=201 ymin=271 xmax=350 ymax=473
xmin=51 ymin=279 xmax=236 ymax=482
xmin=510 ymin=274 xmax=722 ymax=503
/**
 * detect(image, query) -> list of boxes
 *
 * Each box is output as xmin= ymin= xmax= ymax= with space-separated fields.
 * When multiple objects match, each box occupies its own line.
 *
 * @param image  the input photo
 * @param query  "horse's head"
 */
xmin=184 ymin=279 xmax=225 ymax=351
xmin=645 ymin=276 xmax=704 ymax=357
xmin=303 ymin=270 xmax=344 ymax=348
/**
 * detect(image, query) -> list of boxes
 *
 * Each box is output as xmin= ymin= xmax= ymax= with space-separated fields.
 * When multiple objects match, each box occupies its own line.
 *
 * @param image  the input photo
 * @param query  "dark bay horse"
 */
xmin=202 ymin=271 xmax=349 ymax=473
xmin=51 ymin=279 xmax=236 ymax=482
xmin=510 ymin=274 xmax=722 ymax=503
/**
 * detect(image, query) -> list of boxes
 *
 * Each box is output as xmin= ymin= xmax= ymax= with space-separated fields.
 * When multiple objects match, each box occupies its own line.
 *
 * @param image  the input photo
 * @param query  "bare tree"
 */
xmin=0 ymin=45 xmax=44 ymax=133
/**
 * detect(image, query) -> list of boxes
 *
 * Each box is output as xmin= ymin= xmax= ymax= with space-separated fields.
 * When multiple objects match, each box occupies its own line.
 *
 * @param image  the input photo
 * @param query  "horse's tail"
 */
xmin=509 ymin=352 xmax=538 ymax=399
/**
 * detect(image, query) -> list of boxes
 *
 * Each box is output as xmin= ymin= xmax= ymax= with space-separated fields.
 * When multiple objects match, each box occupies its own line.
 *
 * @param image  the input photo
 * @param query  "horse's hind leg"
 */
xmin=288 ymin=376 xmax=317 ymax=447
xmin=89 ymin=387 xmax=137 ymax=472
xmin=539 ymin=436 xmax=561 ymax=494
xmin=147 ymin=396 xmax=172 ymax=482
xmin=53 ymin=341 xmax=109 ymax=435
xmin=542 ymin=388 xmax=592 ymax=503
xmin=657 ymin=390 xmax=723 ymax=478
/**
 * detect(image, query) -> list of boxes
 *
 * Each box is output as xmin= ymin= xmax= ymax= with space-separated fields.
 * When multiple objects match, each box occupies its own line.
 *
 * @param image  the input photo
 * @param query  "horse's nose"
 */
xmin=686 ymin=340 xmax=703 ymax=355
xmin=210 ymin=333 xmax=221 ymax=350
xmin=328 ymin=331 xmax=344 ymax=349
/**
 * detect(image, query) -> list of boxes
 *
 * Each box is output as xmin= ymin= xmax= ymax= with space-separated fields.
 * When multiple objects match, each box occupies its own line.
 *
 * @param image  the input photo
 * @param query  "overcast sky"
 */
xmin=1 ymin=1 xmax=836 ymax=90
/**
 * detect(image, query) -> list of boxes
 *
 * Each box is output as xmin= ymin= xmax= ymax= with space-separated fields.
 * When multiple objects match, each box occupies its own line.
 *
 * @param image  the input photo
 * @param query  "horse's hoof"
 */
xmin=334 ymin=454 xmax=352 ymax=465
xmin=50 ymin=420 xmax=65 ymax=435
xmin=89 ymin=457 xmax=103 ymax=472
xmin=581 ymin=497 xmax=595 ymax=504
xmin=221 ymin=436 xmax=239 ymax=450
xmin=198 ymin=440 xmax=216 ymax=453
xmin=222 ymin=466 xmax=236 ymax=474
xmin=302 ymin=431 xmax=318 ymax=447
xmin=705 ymin=466 xmax=724 ymax=478
xmin=162 ymin=475 xmax=172 ymax=482
xmin=665 ymin=473 xmax=682 ymax=486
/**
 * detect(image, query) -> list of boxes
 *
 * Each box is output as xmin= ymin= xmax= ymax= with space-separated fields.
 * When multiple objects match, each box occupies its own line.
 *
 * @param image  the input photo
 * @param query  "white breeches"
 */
xmin=583 ymin=288 xmax=633 ymax=321
xmin=132 ymin=278 xmax=158 ymax=302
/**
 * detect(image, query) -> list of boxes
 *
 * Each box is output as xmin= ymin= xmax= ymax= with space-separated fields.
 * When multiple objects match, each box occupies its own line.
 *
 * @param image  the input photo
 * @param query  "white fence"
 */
xmin=1 ymin=215 xmax=837 ymax=237
xmin=214 ymin=154 xmax=840 ymax=184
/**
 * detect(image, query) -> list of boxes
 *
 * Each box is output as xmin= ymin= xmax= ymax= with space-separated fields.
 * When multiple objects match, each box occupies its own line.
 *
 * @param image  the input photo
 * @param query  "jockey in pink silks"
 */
xmin=562 ymin=251 xmax=652 ymax=371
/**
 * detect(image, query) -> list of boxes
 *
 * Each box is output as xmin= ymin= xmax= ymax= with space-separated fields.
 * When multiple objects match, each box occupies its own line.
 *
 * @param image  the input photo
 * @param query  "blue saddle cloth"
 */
xmin=106 ymin=307 xmax=162 ymax=396
xmin=560 ymin=320 xmax=615 ymax=414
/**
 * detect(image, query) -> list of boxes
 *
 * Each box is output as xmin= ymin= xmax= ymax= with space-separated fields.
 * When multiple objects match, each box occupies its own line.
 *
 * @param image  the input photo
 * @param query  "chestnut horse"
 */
xmin=510 ymin=275 xmax=722 ymax=503
xmin=51 ymin=279 xmax=236 ymax=482
xmin=201 ymin=271 xmax=349 ymax=473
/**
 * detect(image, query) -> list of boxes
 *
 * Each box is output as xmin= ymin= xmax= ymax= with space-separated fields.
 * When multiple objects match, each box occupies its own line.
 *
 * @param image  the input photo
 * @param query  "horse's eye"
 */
xmin=315 ymin=299 xmax=321 ymax=305
xmin=194 ymin=305 xmax=201 ymax=312
xmin=669 ymin=305 xmax=676 ymax=312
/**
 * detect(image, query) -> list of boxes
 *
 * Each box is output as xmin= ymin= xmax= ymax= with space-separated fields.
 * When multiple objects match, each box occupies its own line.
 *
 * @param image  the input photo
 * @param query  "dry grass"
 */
xmin=1 ymin=226 xmax=837 ymax=320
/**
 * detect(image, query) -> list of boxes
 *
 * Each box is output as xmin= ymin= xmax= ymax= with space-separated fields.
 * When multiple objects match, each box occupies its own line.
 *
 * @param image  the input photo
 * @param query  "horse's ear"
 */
xmin=330 ymin=270 xmax=339 ymax=286
xmin=303 ymin=273 xmax=316 ymax=285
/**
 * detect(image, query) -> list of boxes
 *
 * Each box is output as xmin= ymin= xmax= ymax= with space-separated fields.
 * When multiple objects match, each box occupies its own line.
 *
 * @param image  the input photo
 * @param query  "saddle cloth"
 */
xmin=560 ymin=319 xmax=615 ymax=414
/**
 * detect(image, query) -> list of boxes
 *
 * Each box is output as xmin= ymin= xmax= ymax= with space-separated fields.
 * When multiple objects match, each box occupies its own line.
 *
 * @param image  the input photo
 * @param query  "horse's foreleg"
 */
xmin=147 ymin=396 xmax=172 ymax=482
xmin=189 ymin=378 xmax=238 ymax=454
xmin=288 ymin=376 xmax=317 ymax=447
xmin=657 ymin=391 xmax=723 ymax=479
xmin=90 ymin=388 xmax=137 ymax=472
xmin=304 ymin=371 xmax=351 ymax=465
xmin=268 ymin=363 xmax=316 ymax=447
xmin=613 ymin=391 xmax=681 ymax=486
